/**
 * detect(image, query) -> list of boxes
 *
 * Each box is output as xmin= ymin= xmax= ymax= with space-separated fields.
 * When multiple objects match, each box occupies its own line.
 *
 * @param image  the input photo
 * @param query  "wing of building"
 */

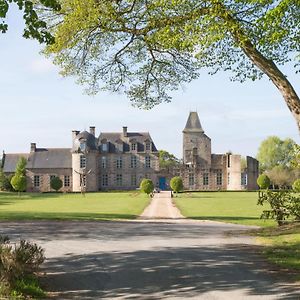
xmin=2 ymin=113 xmax=258 ymax=192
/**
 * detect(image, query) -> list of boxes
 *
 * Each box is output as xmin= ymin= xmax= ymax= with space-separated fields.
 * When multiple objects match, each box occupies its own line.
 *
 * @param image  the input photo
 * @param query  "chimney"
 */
xmin=123 ymin=126 xmax=128 ymax=137
xmin=72 ymin=130 xmax=80 ymax=140
xmin=89 ymin=126 xmax=95 ymax=136
xmin=30 ymin=143 xmax=36 ymax=152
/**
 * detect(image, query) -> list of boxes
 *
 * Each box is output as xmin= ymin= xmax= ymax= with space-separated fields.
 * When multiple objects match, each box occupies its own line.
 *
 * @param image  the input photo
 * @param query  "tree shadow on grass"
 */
xmin=41 ymin=244 xmax=300 ymax=299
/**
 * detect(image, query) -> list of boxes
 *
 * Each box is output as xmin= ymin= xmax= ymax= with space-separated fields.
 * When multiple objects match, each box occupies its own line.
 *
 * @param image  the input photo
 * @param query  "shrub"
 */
xmin=140 ymin=179 xmax=154 ymax=196
xmin=257 ymin=174 xmax=270 ymax=189
xmin=0 ymin=172 xmax=13 ymax=191
xmin=50 ymin=176 xmax=63 ymax=192
xmin=10 ymin=175 xmax=26 ymax=193
xmin=170 ymin=176 xmax=183 ymax=194
xmin=292 ymin=179 xmax=300 ymax=192
xmin=0 ymin=236 xmax=45 ymax=297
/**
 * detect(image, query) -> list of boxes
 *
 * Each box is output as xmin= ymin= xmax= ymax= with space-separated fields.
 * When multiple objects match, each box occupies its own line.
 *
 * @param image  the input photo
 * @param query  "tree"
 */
xmin=257 ymin=136 xmax=297 ymax=172
xmin=170 ymin=176 xmax=183 ymax=195
xmin=266 ymin=165 xmax=294 ymax=189
xmin=10 ymin=174 xmax=26 ymax=193
xmin=15 ymin=157 xmax=27 ymax=176
xmin=50 ymin=176 xmax=62 ymax=192
xmin=257 ymin=174 xmax=270 ymax=190
xmin=158 ymin=150 xmax=180 ymax=169
xmin=140 ymin=179 xmax=154 ymax=197
xmin=0 ymin=0 xmax=61 ymax=44
xmin=0 ymin=170 xmax=13 ymax=191
xmin=41 ymin=0 xmax=300 ymax=130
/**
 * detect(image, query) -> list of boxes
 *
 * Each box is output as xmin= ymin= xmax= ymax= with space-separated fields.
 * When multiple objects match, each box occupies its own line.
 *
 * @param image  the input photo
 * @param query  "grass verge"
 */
xmin=0 ymin=192 xmax=150 ymax=221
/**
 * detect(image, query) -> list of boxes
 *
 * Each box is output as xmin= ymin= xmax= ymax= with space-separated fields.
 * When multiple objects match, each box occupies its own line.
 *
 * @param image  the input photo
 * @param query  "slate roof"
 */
xmin=2 ymin=149 xmax=72 ymax=172
xmin=183 ymin=112 xmax=204 ymax=133
xmin=2 ymin=154 xmax=29 ymax=173
xmin=98 ymin=132 xmax=158 ymax=152
xmin=75 ymin=131 xmax=97 ymax=151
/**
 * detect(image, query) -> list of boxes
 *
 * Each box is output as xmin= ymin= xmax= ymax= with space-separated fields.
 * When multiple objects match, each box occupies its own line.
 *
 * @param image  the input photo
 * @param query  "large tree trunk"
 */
xmin=240 ymin=40 xmax=300 ymax=132
xmin=224 ymin=11 xmax=300 ymax=132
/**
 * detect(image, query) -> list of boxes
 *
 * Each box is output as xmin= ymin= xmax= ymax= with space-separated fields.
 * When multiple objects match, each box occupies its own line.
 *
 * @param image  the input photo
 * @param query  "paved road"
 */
xmin=140 ymin=191 xmax=184 ymax=219
xmin=1 ymin=221 xmax=299 ymax=299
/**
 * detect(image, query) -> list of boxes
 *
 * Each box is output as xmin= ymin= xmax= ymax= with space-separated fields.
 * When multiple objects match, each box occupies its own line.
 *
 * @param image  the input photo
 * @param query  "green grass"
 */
xmin=255 ymin=223 xmax=300 ymax=274
xmin=174 ymin=191 xmax=275 ymax=227
xmin=0 ymin=192 xmax=150 ymax=220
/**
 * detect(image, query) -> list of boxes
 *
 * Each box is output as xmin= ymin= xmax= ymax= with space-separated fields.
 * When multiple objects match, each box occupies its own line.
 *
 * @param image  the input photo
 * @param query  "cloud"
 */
xmin=28 ymin=58 xmax=56 ymax=74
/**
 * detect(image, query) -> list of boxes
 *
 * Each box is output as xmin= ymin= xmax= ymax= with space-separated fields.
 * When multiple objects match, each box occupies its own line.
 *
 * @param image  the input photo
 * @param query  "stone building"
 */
xmin=2 ymin=112 xmax=259 ymax=192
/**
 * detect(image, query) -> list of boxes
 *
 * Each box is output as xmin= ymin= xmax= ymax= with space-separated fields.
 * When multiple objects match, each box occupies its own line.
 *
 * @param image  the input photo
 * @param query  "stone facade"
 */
xmin=2 ymin=112 xmax=259 ymax=192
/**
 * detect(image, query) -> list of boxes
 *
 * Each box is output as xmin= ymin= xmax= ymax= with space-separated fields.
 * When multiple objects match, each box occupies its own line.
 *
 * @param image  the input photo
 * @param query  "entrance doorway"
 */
xmin=159 ymin=177 xmax=166 ymax=190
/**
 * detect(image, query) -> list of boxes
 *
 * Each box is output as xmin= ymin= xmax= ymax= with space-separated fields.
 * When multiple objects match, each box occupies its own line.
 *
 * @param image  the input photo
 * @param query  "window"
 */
xmin=101 ymin=157 xmax=107 ymax=169
xmin=116 ymin=174 xmax=122 ymax=186
xmin=241 ymin=173 xmax=247 ymax=186
xmin=80 ymin=155 xmax=86 ymax=168
xmin=145 ymin=156 xmax=151 ymax=168
xmin=203 ymin=173 xmax=209 ymax=186
xmin=80 ymin=142 xmax=86 ymax=152
xmin=131 ymin=143 xmax=137 ymax=151
xmin=131 ymin=155 xmax=137 ymax=168
xmin=117 ymin=143 xmax=123 ymax=152
xmin=34 ymin=175 xmax=40 ymax=187
xmin=216 ymin=171 xmax=222 ymax=186
xmin=116 ymin=157 xmax=122 ymax=169
xmin=80 ymin=174 xmax=86 ymax=187
xmin=131 ymin=174 xmax=137 ymax=186
xmin=227 ymin=172 xmax=230 ymax=185
xmin=102 ymin=143 xmax=108 ymax=152
xmin=145 ymin=142 xmax=151 ymax=151
xmin=50 ymin=175 xmax=55 ymax=182
xmin=64 ymin=175 xmax=70 ymax=187
xmin=102 ymin=174 xmax=108 ymax=186
xmin=189 ymin=174 xmax=194 ymax=186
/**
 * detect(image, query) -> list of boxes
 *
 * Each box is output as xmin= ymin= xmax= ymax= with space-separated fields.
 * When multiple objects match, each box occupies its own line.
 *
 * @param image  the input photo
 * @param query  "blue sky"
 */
xmin=0 ymin=7 xmax=298 ymax=158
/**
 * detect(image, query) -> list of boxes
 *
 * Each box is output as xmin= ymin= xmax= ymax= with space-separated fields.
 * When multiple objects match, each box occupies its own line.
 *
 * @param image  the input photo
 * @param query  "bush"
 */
xmin=0 ymin=172 xmax=13 ymax=191
xmin=10 ymin=175 xmax=26 ymax=193
xmin=50 ymin=176 xmax=63 ymax=192
xmin=257 ymin=174 xmax=271 ymax=189
xmin=0 ymin=237 xmax=45 ymax=298
xmin=140 ymin=179 xmax=154 ymax=196
xmin=292 ymin=179 xmax=300 ymax=192
xmin=170 ymin=176 xmax=183 ymax=194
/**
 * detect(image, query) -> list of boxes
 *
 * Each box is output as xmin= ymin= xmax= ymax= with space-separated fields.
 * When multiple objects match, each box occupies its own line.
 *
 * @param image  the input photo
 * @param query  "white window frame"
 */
xmin=80 ymin=155 xmax=86 ymax=169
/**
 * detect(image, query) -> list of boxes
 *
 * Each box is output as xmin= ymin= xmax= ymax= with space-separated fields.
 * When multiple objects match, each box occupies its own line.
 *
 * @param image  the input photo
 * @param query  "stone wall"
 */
xmin=246 ymin=156 xmax=259 ymax=190
xmin=26 ymin=168 xmax=72 ymax=192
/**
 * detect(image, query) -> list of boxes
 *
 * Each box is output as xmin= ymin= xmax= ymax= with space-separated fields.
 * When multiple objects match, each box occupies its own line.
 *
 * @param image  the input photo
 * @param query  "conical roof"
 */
xmin=183 ymin=112 xmax=204 ymax=133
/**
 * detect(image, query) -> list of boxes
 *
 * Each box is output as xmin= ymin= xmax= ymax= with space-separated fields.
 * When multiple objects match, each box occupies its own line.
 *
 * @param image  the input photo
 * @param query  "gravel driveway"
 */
xmin=1 ymin=220 xmax=299 ymax=299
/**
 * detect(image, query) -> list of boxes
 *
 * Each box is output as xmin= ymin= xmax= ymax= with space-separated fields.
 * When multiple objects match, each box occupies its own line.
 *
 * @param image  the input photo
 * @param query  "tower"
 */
xmin=182 ymin=112 xmax=211 ymax=166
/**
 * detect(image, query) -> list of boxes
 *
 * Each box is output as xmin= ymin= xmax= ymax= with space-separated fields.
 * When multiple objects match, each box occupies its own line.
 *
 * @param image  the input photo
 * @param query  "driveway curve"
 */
xmin=1 ymin=220 xmax=299 ymax=299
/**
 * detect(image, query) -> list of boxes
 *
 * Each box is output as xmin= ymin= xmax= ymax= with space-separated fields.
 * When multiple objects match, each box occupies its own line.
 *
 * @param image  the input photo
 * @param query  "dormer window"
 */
xmin=80 ymin=142 xmax=86 ymax=152
xmin=131 ymin=143 xmax=137 ymax=151
xmin=115 ymin=139 xmax=123 ymax=152
xmin=145 ymin=141 xmax=151 ymax=151
xmin=102 ymin=143 xmax=108 ymax=152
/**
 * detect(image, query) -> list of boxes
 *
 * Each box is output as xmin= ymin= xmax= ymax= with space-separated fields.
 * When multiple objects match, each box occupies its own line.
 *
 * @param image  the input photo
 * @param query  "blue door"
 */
xmin=159 ymin=177 xmax=166 ymax=190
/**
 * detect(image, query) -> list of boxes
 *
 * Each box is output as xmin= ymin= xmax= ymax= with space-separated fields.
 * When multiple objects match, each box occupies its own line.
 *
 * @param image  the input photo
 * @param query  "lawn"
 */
xmin=174 ymin=191 xmax=275 ymax=227
xmin=0 ymin=192 xmax=150 ymax=220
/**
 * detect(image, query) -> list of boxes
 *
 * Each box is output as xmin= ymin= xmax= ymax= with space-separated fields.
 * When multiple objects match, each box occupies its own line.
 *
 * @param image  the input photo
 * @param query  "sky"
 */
xmin=0 ymin=8 xmax=299 ymax=159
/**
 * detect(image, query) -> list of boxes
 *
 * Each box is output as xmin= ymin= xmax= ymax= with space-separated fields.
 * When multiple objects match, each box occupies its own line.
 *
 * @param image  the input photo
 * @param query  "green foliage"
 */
xmin=170 ymin=176 xmax=183 ymax=193
xmin=10 ymin=175 xmax=26 ymax=193
xmin=158 ymin=150 xmax=180 ymax=169
xmin=257 ymin=174 xmax=270 ymax=189
xmin=0 ymin=171 xmax=13 ymax=191
xmin=15 ymin=157 xmax=27 ymax=176
xmin=50 ymin=176 xmax=62 ymax=192
xmin=266 ymin=165 xmax=295 ymax=188
xmin=0 ymin=0 xmax=61 ymax=43
xmin=140 ymin=179 xmax=154 ymax=196
xmin=240 ymin=157 xmax=247 ymax=171
xmin=257 ymin=190 xmax=300 ymax=226
xmin=40 ymin=0 xmax=300 ymax=121
xmin=257 ymin=136 xmax=297 ymax=172
xmin=292 ymin=179 xmax=300 ymax=192
xmin=0 ymin=236 xmax=45 ymax=298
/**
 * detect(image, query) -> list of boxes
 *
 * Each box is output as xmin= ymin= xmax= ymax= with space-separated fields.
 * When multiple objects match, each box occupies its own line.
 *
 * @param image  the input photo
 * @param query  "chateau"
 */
xmin=2 ymin=112 xmax=259 ymax=192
